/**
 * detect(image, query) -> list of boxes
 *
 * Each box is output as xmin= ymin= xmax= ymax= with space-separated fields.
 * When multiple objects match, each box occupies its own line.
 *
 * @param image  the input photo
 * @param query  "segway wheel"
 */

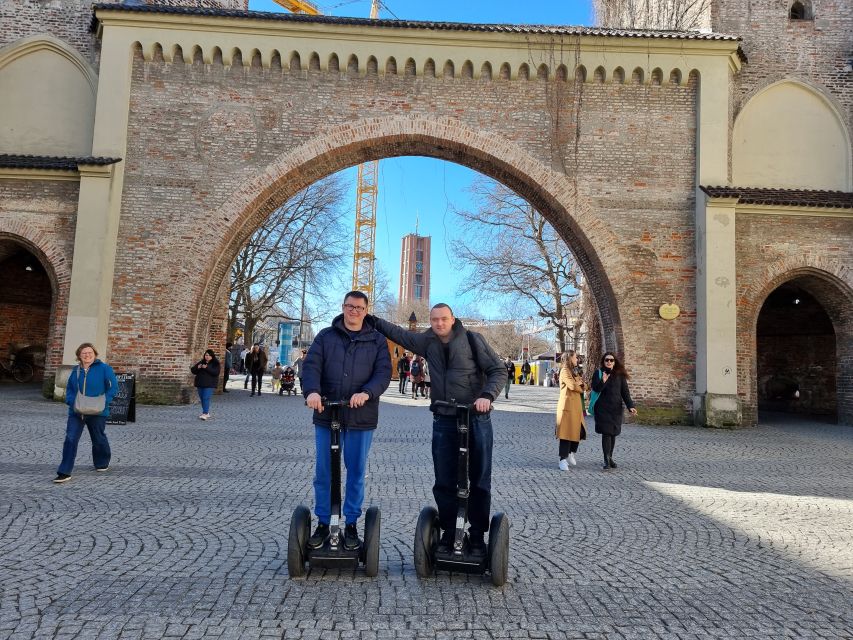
xmin=488 ymin=512 xmax=510 ymax=587
xmin=414 ymin=506 xmax=439 ymax=579
xmin=287 ymin=505 xmax=311 ymax=578
xmin=362 ymin=506 xmax=381 ymax=577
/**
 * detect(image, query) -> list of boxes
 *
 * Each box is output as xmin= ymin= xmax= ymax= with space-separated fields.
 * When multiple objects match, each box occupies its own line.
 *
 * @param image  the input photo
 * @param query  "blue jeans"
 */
xmin=197 ymin=387 xmax=214 ymax=414
xmin=432 ymin=412 xmax=493 ymax=536
xmin=313 ymin=426 xmax=374 ymax=525
xmin=58 ymin=413 xmax=111 ymax=475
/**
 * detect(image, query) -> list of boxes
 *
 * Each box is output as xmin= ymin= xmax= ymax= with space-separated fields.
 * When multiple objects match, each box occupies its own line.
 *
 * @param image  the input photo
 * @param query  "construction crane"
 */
xmin=275 ymin=0 xmax=382 ymax=303
xmin=272 ymin=0 xmax=320 ymax=14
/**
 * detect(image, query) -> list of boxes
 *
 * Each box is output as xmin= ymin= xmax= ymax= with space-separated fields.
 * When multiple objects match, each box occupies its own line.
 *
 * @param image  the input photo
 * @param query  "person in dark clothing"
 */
xmin=191 ymin=349 xmax=221 ymax=420
xmin=369 ymin=303 xmax=507 ymax=557
xmin=591 ymin=351 xmax=637 ymax=470
xmin=222 ymin=342 xmax=233 ymax=392
xmin=520 ymin=359 xmax=531 ymax=385
xmin=245 ymin=343 xmax=268 ymax=397
xmin=303 ymin=291 xmax=391 ymax=551
xmin=503 ymin=357 xmax=514 ymax=399
xmin=397 ymin=353 xmax=411 ymax=394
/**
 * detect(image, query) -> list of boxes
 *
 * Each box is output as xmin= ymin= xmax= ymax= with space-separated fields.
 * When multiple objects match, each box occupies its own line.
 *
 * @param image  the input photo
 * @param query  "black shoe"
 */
xmin=244 ymin=384 xmax=248 ymax=389
xmin=223 ymin=389 xmax=229 ymax=393
xmin=343 ymin=523 xmax=360 ymax=550
xmin=53 ymin=473 xmax=71 ymax=484
xmin=609 ymin=458 xmax=617 ymax=469
xmin=468 ymin=531 xmax=486 ymax=557
xmin=307 ymin=523 xmax=330 ymax=549
xmin=436 ymin=529 xmax=455 ymax=554
xmin=603 ymin=458 xmax=610 ymax=471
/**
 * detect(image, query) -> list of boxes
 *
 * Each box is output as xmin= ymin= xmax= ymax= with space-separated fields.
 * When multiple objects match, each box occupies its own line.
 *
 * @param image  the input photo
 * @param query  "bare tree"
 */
xmin=229 ymin=175 xmax=349 ymax=343
xmin=594 ymin=0 xmax=711 ymax=30
xmin=451 ymin=177 xmax=582 ymax=352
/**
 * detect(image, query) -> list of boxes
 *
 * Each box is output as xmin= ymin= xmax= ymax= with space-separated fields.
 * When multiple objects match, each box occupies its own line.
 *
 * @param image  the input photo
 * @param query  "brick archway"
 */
xmin=738 ymin=257 xmax=852 ymax=425
xmin=0 ymin=224 xmax=72 ymax=378
xmin=190 ymin=116 xmax=625 ymax=361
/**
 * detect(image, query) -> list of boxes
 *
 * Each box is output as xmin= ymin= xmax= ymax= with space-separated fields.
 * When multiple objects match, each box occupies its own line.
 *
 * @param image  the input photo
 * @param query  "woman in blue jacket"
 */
xmin=302 ymin=291 xmax=391 ymax=551
xmin=54 ymin=342 xmax=118 ymax=483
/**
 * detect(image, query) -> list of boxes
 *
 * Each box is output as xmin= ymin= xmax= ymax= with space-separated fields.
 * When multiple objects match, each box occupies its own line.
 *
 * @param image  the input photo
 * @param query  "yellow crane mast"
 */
xmin=275 ymin=0 xmax=382 ymax=302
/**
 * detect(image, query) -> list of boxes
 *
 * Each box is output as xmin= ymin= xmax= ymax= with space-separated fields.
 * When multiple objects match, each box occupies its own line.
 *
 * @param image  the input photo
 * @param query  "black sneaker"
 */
xmin=469 ymin=531 xmax=487 ymax=557
xmin=609 ymin=458 xmax=618 ymax=469
xmin=53 ymin=473 xmax=71 ymax=484
xmin=307 ymin=523 xmax=330 ymax=549
xmin=436 ymin=529 xmax=455 ymax=554
xmin=343 ymin=523 xmax=360 ymax=550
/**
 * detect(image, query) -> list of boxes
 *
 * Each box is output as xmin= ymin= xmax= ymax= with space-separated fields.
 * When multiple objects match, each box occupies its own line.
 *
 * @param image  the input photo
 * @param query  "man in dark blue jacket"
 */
xmin=302 ymin=291 xmax=391 ymax=550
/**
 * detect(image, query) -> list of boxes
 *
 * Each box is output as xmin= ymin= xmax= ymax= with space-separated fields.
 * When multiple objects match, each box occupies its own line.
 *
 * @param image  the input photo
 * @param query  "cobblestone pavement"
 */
xmin=1 ymin=382 xmax=852 ymax=640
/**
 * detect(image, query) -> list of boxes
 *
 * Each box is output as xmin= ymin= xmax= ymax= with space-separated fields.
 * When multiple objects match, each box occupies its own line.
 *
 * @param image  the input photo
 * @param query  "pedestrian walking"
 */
xmin=53 ymin=342 xmax=118 ymax=483
xmin=410 ymin=356 xmax=424 ymax=398
xmin=271 ymin=361 xmax=283 ymax=394
xmin=397 ymin=353 xmax=411 ymax=394
xmin=591 ymin=352 xmax=637 ymax=471
xmin=245 ymin=343 xmax=268 ymax=396
xmin=556 ymin=351 xmax=585 ymax=470
xmin=293 ymin=349 xmax=307 ymax=393
xmin=191 ymin=349 xmax=221 ymax=420
xmin=421 ymin=359 xmax=431 ymax=399
xmin=222 ymin=341 xmax=233 ymax=392
xmin=370 ymin=303 xmax=507 ymax=557
xmin=303 ymin=291 xmax=391 ymax=550
xmin=503 ymin=357 xmax=514 ymax=399
xmin=520 ymin=359 xmax=531 ymax=385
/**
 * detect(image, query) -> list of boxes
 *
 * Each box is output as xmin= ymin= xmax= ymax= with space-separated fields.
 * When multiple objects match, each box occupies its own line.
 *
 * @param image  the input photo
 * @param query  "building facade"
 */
xmin=0 ymin=0 xmax=850 ymax=425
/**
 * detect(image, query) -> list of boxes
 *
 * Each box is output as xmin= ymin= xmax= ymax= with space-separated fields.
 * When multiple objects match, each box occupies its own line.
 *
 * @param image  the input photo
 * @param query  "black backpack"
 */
xmin=411 ymin=360 xmax=421 ymax=377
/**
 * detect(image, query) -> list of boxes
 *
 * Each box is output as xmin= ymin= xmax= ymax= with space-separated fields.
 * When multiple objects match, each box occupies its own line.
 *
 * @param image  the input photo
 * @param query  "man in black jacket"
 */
xmin=302 ymin=291 xmax=391 ymax=550
xmin=369 ymin=303 xmax=506 ymax=556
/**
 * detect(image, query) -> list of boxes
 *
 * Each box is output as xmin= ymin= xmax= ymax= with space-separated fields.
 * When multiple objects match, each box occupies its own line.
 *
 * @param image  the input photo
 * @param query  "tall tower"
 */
xmin=398 ymin=234 xmax=431 ymax=306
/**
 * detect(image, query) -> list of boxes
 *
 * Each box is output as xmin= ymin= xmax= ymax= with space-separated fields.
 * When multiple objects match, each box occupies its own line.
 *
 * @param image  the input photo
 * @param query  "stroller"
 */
xmin=280 ymin=368 xmax=297 ymax=396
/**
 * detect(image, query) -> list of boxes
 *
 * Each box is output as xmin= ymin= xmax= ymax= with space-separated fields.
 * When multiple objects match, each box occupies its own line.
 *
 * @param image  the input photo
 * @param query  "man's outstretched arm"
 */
xmin=370 ymin=316 xmax=430 ymax=356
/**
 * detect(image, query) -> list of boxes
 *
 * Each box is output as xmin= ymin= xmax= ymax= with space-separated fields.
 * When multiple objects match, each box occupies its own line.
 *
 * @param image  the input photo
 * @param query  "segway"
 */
xmin=288 ymin=398 xmax=380 ymax=577
xmin=413 ymin=399 xmax=510 ymax=586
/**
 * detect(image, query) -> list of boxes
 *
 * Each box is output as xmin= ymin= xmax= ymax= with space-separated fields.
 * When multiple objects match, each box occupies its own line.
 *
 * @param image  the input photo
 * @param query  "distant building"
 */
xmin=399 ymin=234 xmax=431 ymax=306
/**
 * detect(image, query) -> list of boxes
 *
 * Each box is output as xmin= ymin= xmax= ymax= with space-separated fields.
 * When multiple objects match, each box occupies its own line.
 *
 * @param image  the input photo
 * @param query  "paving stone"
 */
xmin=0 ymin=385 xmax=851 ymax=639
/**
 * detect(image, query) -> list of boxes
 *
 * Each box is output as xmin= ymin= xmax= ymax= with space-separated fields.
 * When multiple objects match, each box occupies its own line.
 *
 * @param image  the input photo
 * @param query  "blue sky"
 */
xmin=248 ymin=0 xmax=595 ymax=321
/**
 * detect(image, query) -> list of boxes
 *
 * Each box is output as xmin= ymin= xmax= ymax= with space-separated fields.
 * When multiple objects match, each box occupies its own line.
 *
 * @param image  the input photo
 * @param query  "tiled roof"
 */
xmin=91 ymin=4 xmax=740 ymax=41
xmin=700 ymin=186 xmax=853 ymax=209
xmin=0 ymin=155 xmax=121 ymax=170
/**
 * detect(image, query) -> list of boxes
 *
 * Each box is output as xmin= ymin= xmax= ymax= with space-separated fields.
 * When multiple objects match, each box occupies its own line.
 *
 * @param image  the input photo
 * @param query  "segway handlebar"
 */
xmin=304 ymin=396 xmax=351 ymax=408
xmin=432 ymin=399 xmax=477 ymax=411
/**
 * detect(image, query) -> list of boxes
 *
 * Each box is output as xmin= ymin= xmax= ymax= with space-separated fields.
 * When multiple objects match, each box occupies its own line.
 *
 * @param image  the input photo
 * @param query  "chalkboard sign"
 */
xmin=107 ymin=374 xmax=136 ymax=425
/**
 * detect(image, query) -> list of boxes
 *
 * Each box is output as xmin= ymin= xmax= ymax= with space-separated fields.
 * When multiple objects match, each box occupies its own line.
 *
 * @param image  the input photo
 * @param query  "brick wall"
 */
xmin=735 ymin=212 xmax=853 ymax=425
xmin=107 ymin=52 xmax=698 ymax=412
xmin=0 ymin=252 xmax=52 ymax=380
xmin=713 ymin=0 xmax=852 ymax=136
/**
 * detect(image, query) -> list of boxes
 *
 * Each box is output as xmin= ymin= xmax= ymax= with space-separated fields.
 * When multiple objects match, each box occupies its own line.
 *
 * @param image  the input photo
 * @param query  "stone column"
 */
xmin=692 ymin=61 xmax=742 ymax=427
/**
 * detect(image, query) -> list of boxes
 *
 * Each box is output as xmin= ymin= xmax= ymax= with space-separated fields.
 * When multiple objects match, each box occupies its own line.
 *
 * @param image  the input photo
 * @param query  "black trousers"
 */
xmin=222 ymin=368 xmax=230 ymax=391
xmin=251 ymin=371 xmax=263 ymax=393
xmin=601 ymin=434 xmax=616 ymax=461
xmin=559 ymin=439 xmax=579 ymax=459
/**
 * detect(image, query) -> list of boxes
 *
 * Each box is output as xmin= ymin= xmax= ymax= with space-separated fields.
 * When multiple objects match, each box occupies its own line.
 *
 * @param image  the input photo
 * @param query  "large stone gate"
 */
xmin=1 ymin=1 xmax=851 ymax=426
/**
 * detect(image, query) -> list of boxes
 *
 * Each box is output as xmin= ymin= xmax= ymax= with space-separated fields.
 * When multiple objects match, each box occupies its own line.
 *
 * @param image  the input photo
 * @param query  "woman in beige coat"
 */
xmin=555 ymin=351 xmax=586 ymax=470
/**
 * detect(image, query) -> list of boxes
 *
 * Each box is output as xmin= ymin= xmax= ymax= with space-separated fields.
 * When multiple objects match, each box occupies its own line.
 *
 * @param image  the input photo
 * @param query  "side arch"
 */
xmin=738 ymin=257 xmax=852 ymax=425
xmin=189 ymin=116 xmax=625 ymax=364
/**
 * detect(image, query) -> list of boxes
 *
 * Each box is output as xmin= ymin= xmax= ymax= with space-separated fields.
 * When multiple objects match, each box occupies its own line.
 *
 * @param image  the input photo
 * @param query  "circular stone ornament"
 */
xmin=659 ymin=303 xmax=680 ymax=320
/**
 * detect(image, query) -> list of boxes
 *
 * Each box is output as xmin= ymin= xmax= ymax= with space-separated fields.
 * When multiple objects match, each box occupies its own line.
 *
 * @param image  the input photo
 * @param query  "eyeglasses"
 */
xmin=343 ymin=304 xmax=367 ymax=312
xmin=603 ymin=358 xmax=615 ymax=362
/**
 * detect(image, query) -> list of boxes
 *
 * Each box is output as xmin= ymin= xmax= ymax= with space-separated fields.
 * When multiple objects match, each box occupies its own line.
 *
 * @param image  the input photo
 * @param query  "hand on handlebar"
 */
xmin=306 ymin=393 xmax=323 ymax=412
xmin=349 ymin=392 xmax=369 ymax=408
xmin=474 ymin=398 xmax=492 ymax=413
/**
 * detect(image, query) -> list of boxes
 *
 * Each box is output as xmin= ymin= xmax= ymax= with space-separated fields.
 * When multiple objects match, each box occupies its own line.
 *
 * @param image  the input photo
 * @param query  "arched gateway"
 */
xmin=2 ymin=5 xmax=851 ymax=427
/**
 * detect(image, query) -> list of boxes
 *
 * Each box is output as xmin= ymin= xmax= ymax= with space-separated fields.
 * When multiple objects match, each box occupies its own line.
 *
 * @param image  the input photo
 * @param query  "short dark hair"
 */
xmin=431 ymin=302 xmax=454 ymax=315
xmin=344 ymin=290 xmax=369 ymax=305
xmin=226 ymin=342 xmax=233 ymax=348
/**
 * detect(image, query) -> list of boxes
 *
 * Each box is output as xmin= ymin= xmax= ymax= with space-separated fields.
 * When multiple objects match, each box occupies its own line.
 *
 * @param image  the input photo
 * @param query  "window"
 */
xmin=415 ymin=274 xmax=422 ymax=284
xmin=415 ymin=262 xmax=423 ymax=273
xmin=416 ymin=250 xmax=424 ymax=261
xmin=789 ymin=1 xmax=809 ymax=19
xmin=414 ymin=285 xmax=423 ymax=299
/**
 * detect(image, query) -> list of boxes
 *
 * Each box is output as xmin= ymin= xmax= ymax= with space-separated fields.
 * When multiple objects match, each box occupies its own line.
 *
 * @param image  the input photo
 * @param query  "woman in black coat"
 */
xmin=191 ymin=349 xmax=220 ymax=420
xmin=591 ymin=352 xmax=637 ymax=470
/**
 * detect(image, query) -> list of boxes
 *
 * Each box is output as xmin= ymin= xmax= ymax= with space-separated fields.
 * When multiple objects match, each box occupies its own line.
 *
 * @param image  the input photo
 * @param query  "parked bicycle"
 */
xmin=0 ymin=353 xmax=34 ymax=383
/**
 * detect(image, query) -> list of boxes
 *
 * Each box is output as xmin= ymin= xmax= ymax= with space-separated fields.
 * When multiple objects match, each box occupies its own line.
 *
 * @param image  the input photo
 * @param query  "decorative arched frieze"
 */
xmin=593 ymin=66 xmax=605 ymax=83
xmin=613 ymin=66 xmax=625 ymax=84
xmin=443 ymin=59 xmax=454 ymax=78
xmin=461 ymin=60 xmax=473 ymax=79
xmin=385 ymin=56 xmax=397 ymax=75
